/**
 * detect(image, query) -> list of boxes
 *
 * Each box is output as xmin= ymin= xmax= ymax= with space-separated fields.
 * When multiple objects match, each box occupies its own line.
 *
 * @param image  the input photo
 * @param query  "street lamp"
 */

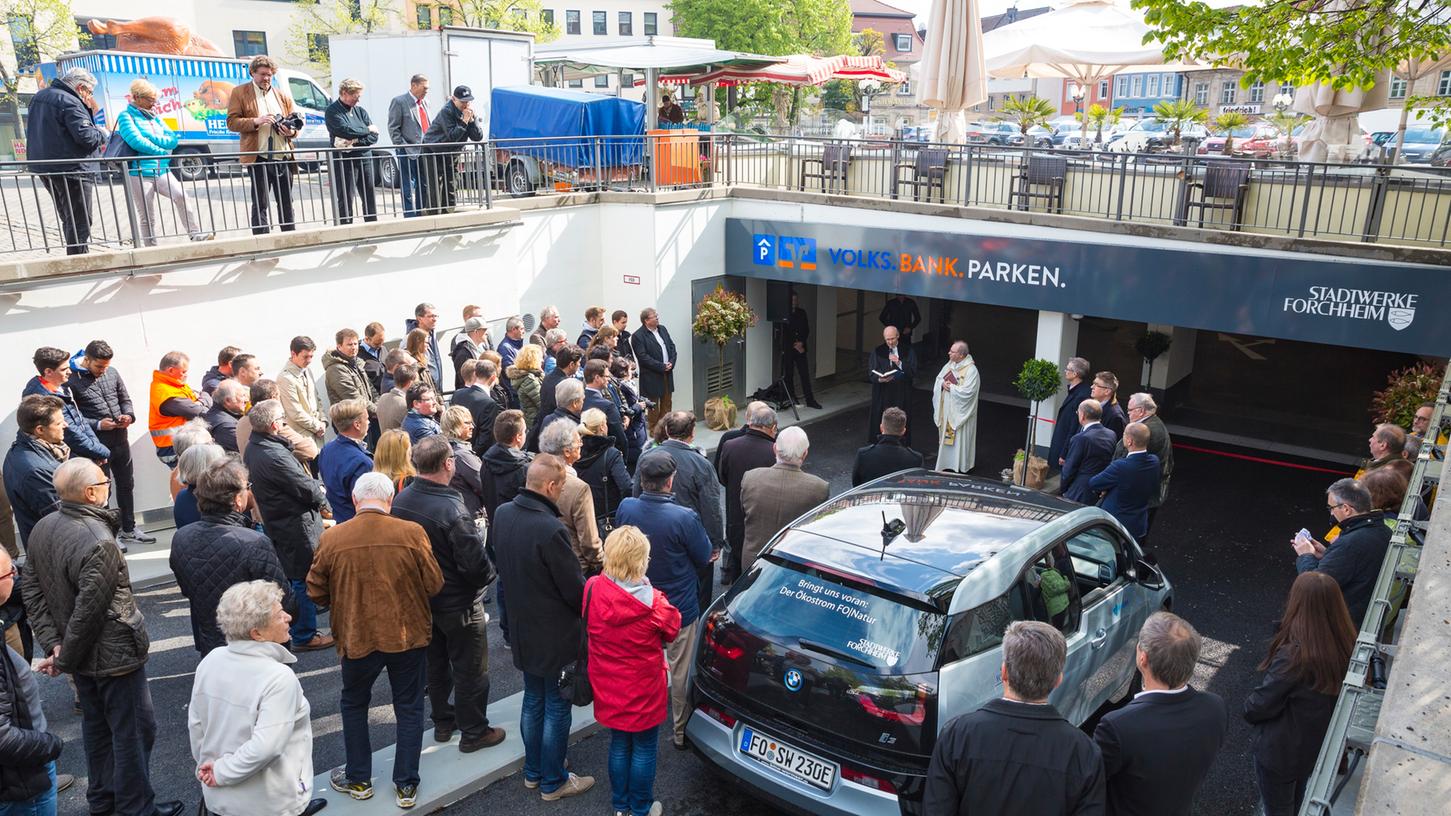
xmin=1271 ymin=92 xmax=1293 ymax=114
xmin=1271 ymin=92 xmax=1295 ymax=158
xmin=1070 ymin=83 xmax=1086 ymax=147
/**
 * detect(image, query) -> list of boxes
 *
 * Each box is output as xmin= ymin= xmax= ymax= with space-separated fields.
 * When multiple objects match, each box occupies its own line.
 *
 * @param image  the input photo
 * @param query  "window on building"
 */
xmin=568 ymin=78 xmax=583 ymax=88
xmin=415 ymin=4 xmax=432 ymax=29
xmin=542 ymin=9 xmax=554 ymax=26
xmin=1249 ymin=80 xmax=1264 ymax=103
xmin=1389 ymin=76 xmax=1407 ymax=99
xmin=618 ymin=11 xmax=632 ymax=35
xmin=346 ymin=0 xmax=362 ymax=20
xmin=1130 ymin=74 xmax=1142 ymax=97
xmin=8 ymin=16 xmax=38 ymax=68
xmin=1115 ymin=76 xmax=1128 ymax=97
xmin=897 ymin=79 xmax=911 ymax=95
xmin=895 ymin=33 xmax=912 ymax=52
xmin=592 ymin=10 xmax=606 ymax=34
xmin=306 ymin=32 xmax=329 ymax=62
xmin=1440 ymin=70 xmax=1451 ymax=96
xmin=1098 ymin=79 xmax=1109 ymax=97
xmin=1146 ymin=74 xmax=1159 ymax=97
xmin=594 ymin=74 xmax=609 ymax=87
xmin=622 ymin=72 xmax=634 ymax=87
xmin=644 ymin=11 xmax=657 ymax=34
xmin=232 ymin=30 xmax=267 ymax=58
xmin=1279 ymin=81 xmax=1293 ymax=97
xmin=566 ymin=9 xmax=580 ymax=34
xmin=1194 ymin=81 xmax=1209 ymax=106
xmin=437 ymin=6 xmax=453 ymax=24
xmin=987 ymin=95 xmax=995 ymax=110
xmin=1220 ymin=80 xmax=1236 ymax=104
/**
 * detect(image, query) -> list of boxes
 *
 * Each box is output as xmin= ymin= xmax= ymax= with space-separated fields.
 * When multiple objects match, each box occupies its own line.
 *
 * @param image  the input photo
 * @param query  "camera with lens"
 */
xmin=278 ymin=112 xmax=305 ymax=132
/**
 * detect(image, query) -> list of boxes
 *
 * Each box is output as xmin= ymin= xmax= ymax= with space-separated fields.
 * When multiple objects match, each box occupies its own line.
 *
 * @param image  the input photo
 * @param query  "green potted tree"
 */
xmin=1013 ymin=358 xmax=1062 ymax=486
xmin=691 ymin=285 xmax=758 ymax=429
xmin=1135 ymin=330 xmax=1173 ymax=391
xmin=1370 ymin=362 xmax=1442 ymax=428
xmin=1076 ymin=102 xmax=1125 ymax=145
xmin=1151 ymin=99 xmax=1209 ymax=146
xmin=1211 ymin=110 xmax=1252 ymax=155
xmin=997 ymin=95 xmax=1057 ymax=144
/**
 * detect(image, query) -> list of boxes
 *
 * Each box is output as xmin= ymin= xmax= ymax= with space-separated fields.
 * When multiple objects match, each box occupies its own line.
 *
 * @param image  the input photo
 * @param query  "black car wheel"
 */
xmin=506 ymin=159 xmax=535 ymax=197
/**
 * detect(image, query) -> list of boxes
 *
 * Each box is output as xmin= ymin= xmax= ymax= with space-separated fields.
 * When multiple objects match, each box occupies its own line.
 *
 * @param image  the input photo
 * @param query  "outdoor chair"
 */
xmin=1012 ymin=154 xmax=1068 ymax=213
xmin=894 ymin=147 xmax=949 ymax=203
xmin=1184 ymin=163 xmax=1251 ymax=230
xmin=799 ymin=142 xmax=853 ymax=194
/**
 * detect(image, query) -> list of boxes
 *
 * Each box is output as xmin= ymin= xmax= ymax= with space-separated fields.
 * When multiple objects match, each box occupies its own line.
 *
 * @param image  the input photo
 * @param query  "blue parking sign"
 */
xmin=752 ymin=234 xmax=774 ymax=266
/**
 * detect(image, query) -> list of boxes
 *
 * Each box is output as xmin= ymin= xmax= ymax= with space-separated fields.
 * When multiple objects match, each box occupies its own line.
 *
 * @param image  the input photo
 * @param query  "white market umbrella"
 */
xmin=1292 ymin=77 xmax=1390 ymax=163
xmin=982 ymin=0 xmax=1187 ymax=84
xmin=919 ymin=0 xmax=988 ymax=143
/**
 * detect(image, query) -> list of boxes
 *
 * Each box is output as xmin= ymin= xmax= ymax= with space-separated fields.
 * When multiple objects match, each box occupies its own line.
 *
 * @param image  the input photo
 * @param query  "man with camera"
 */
xmin=420 ymin=85 xmax=484 ymax=215
xmin=227 ymin=55 xmax=301 ymax=235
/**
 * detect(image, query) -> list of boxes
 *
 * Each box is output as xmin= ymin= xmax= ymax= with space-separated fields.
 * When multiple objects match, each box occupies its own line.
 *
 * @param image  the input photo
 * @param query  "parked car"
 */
xmin=1198 ymin=125 xmax=1261 ymax=156
xmin=1108 ymin=119 xmax=1209 ymax=153
xmin=1377 ymin=126 xmax=1448 ymax=164
xmin=1009 ymin=125 xmax=1056 ymax=148
xmin=687 ymin=470 xmax=1172 ymax=816
xmin=964 ymin=121 xmax=1018 ymax=145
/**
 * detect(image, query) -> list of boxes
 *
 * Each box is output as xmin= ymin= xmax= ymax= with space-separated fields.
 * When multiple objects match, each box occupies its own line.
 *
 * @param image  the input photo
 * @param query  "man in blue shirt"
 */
xmin=614 ymin=452 xmax=713 ymax=750
xmin=319 ymin=399 xmax=373 ymax=523
xmin=402 ymin=385 xmax=442 ymax=444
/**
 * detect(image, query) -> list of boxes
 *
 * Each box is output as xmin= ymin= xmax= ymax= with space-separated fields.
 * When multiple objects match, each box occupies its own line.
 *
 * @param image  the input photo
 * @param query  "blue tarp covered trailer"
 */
xmin=489 ymin=85 xmax=646 ymax=193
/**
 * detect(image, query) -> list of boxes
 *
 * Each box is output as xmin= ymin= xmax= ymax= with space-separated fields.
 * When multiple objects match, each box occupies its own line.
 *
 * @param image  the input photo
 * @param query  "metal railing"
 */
xmin=2 ymin=132 xmax=1448 ymax=260
xmin=1300 ymin=362 xmax=1450 ymax=815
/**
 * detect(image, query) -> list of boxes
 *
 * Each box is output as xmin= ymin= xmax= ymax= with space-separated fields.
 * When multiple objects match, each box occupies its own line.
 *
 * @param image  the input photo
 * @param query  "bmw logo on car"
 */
xmin=783 ymin=669 xmax=803 ymax=692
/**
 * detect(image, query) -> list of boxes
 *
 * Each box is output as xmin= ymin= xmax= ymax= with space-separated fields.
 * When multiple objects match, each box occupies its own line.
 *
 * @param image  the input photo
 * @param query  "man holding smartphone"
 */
xmin=227 ymin=55 xmax=299 ymax=234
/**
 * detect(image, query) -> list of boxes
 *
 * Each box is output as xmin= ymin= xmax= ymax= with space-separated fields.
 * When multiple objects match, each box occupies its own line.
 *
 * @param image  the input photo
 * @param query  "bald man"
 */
xmin=1089 ymin=422 xmax=1161 ymax=541
xmin=22 ymin=459 xmax=182 ymax=816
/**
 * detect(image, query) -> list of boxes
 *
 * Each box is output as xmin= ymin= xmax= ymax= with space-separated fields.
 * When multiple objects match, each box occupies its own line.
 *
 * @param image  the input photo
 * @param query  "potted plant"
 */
xmin=996 ymin=95 xmax=1057 ymax=144
xmin=1151 ymin=99 xmax=1209 ymax=146
xmin=691 ymin=285 xmax=758 ymax=429
xmin=1135 ymin=330 xmax=1173 ymax=390
xmin=1211 ymin=110 xmax=1251 ymax=155
xmin=1013 ymin=358 xmax=1062 ymax=486
xmin=1076 ymin=102 xmax=1125 ymax=145
xmin=1370 ymin=362 xmax=1442 ymax=428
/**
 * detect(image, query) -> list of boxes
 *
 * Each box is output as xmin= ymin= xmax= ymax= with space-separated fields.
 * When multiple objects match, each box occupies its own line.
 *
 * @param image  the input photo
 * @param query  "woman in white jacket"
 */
xmin=188 ymin=580 xmax=326 ymax=816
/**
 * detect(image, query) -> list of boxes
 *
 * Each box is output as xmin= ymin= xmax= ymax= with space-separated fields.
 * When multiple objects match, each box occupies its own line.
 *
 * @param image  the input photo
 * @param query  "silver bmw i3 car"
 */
xmin=686 ymin=470 xmax=1172 ymax=816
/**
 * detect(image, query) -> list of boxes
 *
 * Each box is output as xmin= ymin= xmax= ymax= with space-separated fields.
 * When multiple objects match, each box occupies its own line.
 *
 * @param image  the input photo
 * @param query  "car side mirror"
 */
xmin=1134 ymin=557 xmax=1165 ymax=590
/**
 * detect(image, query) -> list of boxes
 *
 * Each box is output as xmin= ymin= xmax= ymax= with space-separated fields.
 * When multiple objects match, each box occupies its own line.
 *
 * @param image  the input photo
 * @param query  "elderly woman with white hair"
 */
xmin=189 ymin=580 xmax=326 ymax=816
xmin=174 ymin=443 xmax=227 ymax=529
xmin=117 ymin=77 xmax=210 ymax=244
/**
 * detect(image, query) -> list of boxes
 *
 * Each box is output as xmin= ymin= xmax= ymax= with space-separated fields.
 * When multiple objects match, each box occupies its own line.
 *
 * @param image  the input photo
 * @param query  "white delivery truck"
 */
xmin=53 ymin=49 xmax=332 ymax=181
xmin=326 ymin=27 xmax=535 ymax=186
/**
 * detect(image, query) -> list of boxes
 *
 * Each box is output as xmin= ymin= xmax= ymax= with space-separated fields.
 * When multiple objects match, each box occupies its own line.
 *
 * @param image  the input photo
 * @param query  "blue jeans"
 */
xmin=289 ymin=579 xmax=318 ymax=645
xmin=398 ymin=154 xmax=421 ymax=217
xmin=609 ymin=726 xmax=659 ymax=816
xmin=520 ymin=671 xmax=572 ymax=793
xmin=0 ymin=762 xmax=56 ymax=816
xmin=340 ymin=647 xmax=427 ymax=787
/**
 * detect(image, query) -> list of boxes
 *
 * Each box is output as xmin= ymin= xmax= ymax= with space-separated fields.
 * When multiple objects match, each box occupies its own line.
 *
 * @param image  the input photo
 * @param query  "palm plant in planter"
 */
xmin=691 ymin=285 xmax=759 ymax=401
xmin=1013 ymin=358 xmax=1062 ymax=486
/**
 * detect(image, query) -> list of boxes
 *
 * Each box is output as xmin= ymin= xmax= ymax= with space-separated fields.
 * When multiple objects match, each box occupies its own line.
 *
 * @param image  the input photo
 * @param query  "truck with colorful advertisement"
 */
xmin=50 ymin=50 xmax=332 ymax=181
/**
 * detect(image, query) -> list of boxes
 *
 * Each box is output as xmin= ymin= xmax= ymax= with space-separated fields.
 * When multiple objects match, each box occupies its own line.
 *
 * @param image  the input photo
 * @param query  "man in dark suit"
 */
xmin=1049 ymin=357 xmax=1093 ymax=469
xmin=1090 ymin=422 xmax=1161 ymax=541
xmin=1093 ymin=612 xmax=1227 ymax=816
xmin=852 ymin=407 xmax=923 ymax=486
xmin=878 ymin=294 xmax=921 ymax=345
xmin=868 ymin=326 xmax=918 ymax=445
xmin=539 ymin=345 xmax=582 ymax=422
xmin=451 ymin=359 xmax=502 ymax=455
xmin=631 ymin=308 xmax=677 ymax=430
xmin=1114 ymin=393 xmax=1174 ymax=533
xmin=780 ymin=290 xmax=821 ymax=409
xmin=716 ymin=403 xmax=777 ymax=584
xmin=1061 ymin=400 xmax=1117 ymax=504
xmin=387 ymin=74 xmax=430 ymax=217
xmin=582 ymin=359 xmax=628 ymax=455
xmin=1092 ymin=371 xmax=1128 ymax=439
xmin=712 ymin=401 xmax=766 ymax=475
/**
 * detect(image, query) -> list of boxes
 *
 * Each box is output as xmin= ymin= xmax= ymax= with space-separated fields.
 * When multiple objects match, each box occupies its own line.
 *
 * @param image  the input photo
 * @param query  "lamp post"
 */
xmin=1271 ymin=92 xmax=1294 ymax=158
xmin=1070 ymin=83 xmax=1087 ymax=147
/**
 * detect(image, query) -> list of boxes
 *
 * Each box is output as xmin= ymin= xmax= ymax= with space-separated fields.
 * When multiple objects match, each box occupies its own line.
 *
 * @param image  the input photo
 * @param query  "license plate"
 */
xmin=738 ymin=726 xmax=837 ymax=791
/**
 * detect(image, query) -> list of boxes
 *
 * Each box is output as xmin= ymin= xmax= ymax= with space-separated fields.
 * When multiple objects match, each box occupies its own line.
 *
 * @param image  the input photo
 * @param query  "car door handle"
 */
xmin=1090 ymin=629 xmax=1109 ymax=650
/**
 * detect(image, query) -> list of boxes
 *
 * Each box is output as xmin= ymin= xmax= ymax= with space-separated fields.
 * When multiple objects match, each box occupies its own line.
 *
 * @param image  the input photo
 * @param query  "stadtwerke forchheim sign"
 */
xmin=725 ymin=218 xmax=1448 ymax=356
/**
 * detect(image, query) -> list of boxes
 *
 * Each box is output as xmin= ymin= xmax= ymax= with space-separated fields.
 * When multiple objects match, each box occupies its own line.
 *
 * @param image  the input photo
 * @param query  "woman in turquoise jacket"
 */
xmin=117 ymin=78 xmax=210 ymax=245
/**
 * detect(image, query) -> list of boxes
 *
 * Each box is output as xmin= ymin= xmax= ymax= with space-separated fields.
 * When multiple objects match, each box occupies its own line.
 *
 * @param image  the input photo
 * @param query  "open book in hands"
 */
xmin=872 ymin=369 xmax=899 ymax=380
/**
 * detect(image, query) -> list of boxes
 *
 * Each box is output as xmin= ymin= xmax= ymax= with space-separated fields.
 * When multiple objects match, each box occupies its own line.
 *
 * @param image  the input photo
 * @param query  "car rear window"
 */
xmin=731 ymin=561 xmax=946 ymax=674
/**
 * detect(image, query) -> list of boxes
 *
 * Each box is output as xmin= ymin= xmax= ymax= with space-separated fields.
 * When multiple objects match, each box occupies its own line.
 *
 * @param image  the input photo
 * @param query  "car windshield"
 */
xmin=1223 ymin=126 xmax=1256 ymax=138
xmin=1137 ymin=121 xmax=1170 ymax=132
xmin=1405 ymin=128 xmax=1444 ymax=143
xmin=731 ymin=560 xmax=946 ymax=674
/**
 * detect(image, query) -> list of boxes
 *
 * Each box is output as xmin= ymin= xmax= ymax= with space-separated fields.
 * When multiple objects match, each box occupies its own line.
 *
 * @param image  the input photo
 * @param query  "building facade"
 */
xmin=1179 ymin=68 xmax=1295 ymax=119
xmin=1111 ymin=71 xmax=1182 ymax=117
xmin=850 ymin=0 xmax=925 ymax=126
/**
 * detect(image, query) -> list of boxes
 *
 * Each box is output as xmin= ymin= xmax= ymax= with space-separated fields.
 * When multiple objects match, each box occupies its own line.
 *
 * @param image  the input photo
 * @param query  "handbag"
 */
xmin=557 ymin=581 xmax=595 ymax=707
xmin=103 ymin=129 xmax=139 ymax=160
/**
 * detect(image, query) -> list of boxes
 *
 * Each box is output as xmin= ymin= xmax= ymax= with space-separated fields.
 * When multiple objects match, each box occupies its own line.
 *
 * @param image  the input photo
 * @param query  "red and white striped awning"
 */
xmin=639 ymin=55 xmax=907 ymax=88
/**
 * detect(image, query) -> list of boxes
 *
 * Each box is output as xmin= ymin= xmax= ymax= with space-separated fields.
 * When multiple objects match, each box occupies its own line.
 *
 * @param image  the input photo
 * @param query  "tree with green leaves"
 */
xmin=287 ymin=0 xmax=402 ymax=80
xmin=453 ymin=0 xmax=560 ymax=42
xmin=1076 ymin=102 xmax=1124 ymax=144
xmin=1134 ymin=0 xmax=1451 ymax=129
xmin=1151 ymin=99 xmax=1208 ymax=145
xmin=1211 ymin=110 xmax=1251 ymax=154
xmin=1 ymin=0 xmax=77 ymax=133
xmin=996 ymin=95 xmax=1056 ymax=138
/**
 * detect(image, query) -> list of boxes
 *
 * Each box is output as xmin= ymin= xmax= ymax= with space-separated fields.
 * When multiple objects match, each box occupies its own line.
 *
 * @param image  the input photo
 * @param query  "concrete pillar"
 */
xmin=814 ymin=286 xmax=837 ymax=378
xmin=1033 ymin=311 xmax=1080 ymax=450
xmin=1139 ymin=324 xmax=1197 ymax=402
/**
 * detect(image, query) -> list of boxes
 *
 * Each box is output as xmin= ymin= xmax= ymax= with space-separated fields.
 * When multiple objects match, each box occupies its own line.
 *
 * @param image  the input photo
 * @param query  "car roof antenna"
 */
xmin=880 ymin=512 xmax=906 ymax=561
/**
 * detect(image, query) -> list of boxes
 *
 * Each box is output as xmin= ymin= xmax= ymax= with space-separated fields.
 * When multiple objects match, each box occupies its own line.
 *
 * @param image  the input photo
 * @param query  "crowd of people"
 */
xmin=25 ymin=58 xmax=492 ymax=256
xmin=0 ymin=281 xmax=1437 ymax=816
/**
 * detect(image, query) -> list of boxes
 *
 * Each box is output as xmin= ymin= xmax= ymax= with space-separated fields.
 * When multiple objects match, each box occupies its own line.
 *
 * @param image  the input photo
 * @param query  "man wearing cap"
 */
xmin=420 ymin=85 xmax=483 ymax=215
xmin=614 ymin=452 xmax=713 ymax=750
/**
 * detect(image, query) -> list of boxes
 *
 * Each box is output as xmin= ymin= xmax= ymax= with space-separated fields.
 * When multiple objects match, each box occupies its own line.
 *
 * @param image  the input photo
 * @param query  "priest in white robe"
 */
xmin=933 ymin=341 xmax=980 ymax=473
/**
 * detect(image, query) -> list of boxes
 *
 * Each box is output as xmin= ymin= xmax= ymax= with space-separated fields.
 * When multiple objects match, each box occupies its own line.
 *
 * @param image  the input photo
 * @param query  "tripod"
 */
xmin=772 ymin=321 xmax=802 ymax=422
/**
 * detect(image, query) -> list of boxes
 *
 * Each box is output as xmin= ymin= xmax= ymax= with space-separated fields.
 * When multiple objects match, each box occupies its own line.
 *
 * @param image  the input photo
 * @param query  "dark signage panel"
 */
xmin=725 ymin=218 xmax=1449 ymax=356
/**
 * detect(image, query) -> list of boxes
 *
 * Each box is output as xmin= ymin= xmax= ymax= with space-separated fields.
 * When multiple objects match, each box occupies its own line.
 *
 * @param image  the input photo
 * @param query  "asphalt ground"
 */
xmin=36 ymin=393 xmax=1354 ymax=816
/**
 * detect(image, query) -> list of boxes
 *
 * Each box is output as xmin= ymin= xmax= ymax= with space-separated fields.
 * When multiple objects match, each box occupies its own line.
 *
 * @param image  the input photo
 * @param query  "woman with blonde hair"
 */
xmin=373 ymin=429 xmax=415 ymax=492
xmin=117 ymin=78 xmax=210 ymax=244
xmin=575 ymin=408 xmax=631 ymax=532
xmin=405 ymin=329 xmax=437 ymax=393
xmin=508 ymin=343 xmax=545 ymax=429
xmin=442 ymin=405 xmax=485 ymax=517
xmin=586 ymin=527 xmax=680 ymax=816
xmin=587 ymin=325 xmax=620 ymax=359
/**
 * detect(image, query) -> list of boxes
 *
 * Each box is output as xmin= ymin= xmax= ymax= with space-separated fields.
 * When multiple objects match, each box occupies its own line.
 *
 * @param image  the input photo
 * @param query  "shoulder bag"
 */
xmin=557 ymin=581 xmax=595 ymax=707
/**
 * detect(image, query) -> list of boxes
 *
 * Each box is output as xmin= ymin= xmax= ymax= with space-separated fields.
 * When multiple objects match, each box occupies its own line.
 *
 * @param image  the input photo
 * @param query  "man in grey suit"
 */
xmin=740 ymin=426 xmax=829 ymax=572
xmin=387 ymin=74 xmax=430 ymax=217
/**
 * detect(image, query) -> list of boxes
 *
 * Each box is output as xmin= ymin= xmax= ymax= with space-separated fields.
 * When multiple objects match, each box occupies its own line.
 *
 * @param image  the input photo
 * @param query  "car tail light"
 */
xmin=697 ymin=702 xmax=737 ymax=728
xmin=703 ymin=612 xmax=743 ymax=661
xmin=852 ymin=683 xmax=928 ymax=725
xmin=841 ymin=765 xmax=898 ymax=794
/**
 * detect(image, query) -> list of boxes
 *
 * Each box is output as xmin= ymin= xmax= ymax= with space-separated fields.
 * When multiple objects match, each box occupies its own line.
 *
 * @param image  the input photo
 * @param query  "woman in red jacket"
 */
xmin=587 ymin=526 xmax=682 ymax=816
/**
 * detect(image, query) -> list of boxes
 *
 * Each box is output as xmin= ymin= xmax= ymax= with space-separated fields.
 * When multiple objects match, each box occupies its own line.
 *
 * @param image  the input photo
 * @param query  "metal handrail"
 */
xmin=1299 ymin=362 xmax=1451 ymax=815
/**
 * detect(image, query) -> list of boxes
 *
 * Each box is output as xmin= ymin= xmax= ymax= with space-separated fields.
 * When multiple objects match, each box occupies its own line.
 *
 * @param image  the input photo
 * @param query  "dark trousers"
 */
xmin=1255 ymin=761 xmax=1307 ymax=816
xmin=780 ymin=347 xmax=815 ymax=402
xmin=724 ymin=520 xmax=744 ymax=584
xmin=340 ymin=647 xmax=427 ymax=787
xmin=39 ymin=174 xmax=94 ymax=254
xmin=248 ymin=158 xmax=296 ymax=235
xmin=75 ymin=666 xmax=157 ymax=816
xmin=397 ymin=153 xmax=421 ymax=217
xmin=98 ymin=429 xmax=136 ymax=532
xmin=696 ymin=559 xmax=714 ymax=613
xmin=427 ymin=601 xmax=492 ymax=739
xmin=419 ymin=151 xmax=457 ymax=215
xmin=331 ymin=153 xmax=377 ymax=225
